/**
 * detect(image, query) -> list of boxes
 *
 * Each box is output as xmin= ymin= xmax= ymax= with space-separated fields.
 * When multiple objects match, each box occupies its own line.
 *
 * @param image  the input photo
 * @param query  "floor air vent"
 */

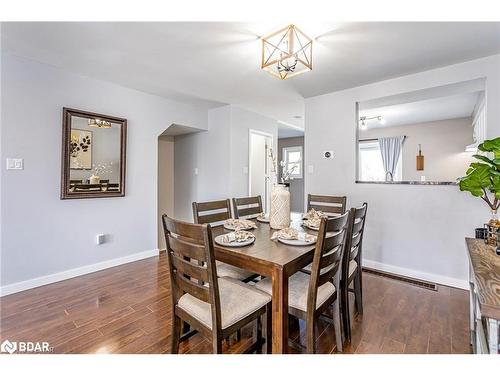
xmin=363 ymin=267 xmax=438 ymax=291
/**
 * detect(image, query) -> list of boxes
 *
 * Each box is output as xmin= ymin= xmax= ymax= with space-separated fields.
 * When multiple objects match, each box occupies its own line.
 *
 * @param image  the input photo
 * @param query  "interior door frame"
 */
xmin=248 ymin=129 xmax=274 ymax=212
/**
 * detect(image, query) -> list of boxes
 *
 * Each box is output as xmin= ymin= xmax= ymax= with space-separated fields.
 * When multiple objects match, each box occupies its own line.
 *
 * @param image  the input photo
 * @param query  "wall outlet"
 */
xmin=6 ymin=158 xmax=23 ymax=170
xmin=96 ymin=234 xmax=105 ymax=245
xmin=243 ymin=166 xmax=249 ymax=175
xmin=323 ymin=151 xmax=333 ymax=159
xmin=308 ymin=165 xmax=314 ymax=174
xmin=194 ymin=167 xmax=199 ymax=175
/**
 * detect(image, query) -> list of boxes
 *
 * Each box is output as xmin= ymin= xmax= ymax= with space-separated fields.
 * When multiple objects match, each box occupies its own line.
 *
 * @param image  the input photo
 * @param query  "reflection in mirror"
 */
xmin=61 ymin=108 xmax=126 ymax=199
xmin=356 ymin=79 xmax=486 ymax=184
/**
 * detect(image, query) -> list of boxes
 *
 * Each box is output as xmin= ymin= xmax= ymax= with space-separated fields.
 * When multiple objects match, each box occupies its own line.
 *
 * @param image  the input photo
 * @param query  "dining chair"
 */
xmin=307 ymin=194 xmax=347 ymax=215
xmin=162 ymin=215 xmax=272 ymax=354
xmin=74 ymin=183 xmax=102 ymax=192
xmin=254 ymin=212 xmax=350 ymax=353
xmin=106 ymin=183 xmax=119 ymax=191
xmin=192 ymin=199 xmax=255 ymax=282
xmin=341 ymin=202 xmax=368 ymax=343
xmin=192 ymin=199 xmax=232 ymax=225
xmin=232 ymin=196 xmax=263 ymax=219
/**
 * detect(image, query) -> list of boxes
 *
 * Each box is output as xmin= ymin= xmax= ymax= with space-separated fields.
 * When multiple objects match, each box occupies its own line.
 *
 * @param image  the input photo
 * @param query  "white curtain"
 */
xmin=378 ymin=136 xmax=405 ymax=181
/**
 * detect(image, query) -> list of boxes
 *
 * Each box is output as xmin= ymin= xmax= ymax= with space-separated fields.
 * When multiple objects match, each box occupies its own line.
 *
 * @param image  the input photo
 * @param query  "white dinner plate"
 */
xmin=223 ymin=223 xmax=255 ymax=231
xmin=214 ymin=235 xmax=255 ymax=247
xmin=256 ymin=216 xmax=270 ymax=223
xmin=278 ymin=238 xmax=316 ymax=246
xmin=302 ymin=223 xmax=319 ymax=231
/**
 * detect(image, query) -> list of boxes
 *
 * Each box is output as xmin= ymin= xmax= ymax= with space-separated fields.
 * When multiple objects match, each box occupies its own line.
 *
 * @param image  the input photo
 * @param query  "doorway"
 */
xmin=248 ymin=130 xmax=273 ymax=213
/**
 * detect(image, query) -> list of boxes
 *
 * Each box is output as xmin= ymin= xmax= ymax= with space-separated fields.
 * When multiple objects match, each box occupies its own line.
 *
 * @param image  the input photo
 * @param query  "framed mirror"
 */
xmin=61 ymin=108 xmax=127 ymax=199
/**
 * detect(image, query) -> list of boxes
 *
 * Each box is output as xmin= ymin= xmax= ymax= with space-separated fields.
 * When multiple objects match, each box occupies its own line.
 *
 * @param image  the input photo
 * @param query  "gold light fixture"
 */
xmin=261 ymin=24 xmax=313 ymax=80
xmin=88 ymin=118 xmax=112 ymax=128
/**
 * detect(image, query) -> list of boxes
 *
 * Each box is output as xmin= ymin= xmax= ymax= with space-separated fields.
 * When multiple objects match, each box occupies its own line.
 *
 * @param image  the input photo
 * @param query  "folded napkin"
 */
xmin=271 ymin=227 xmax=316 ymax=242
xmin=302 ymin=208 xmax=326 ymax=220
xmin=225 ymin=218 xmax=257 ymax=230
xmin=303 ymin=217 xmax=321 ymax=229
xmin=219 ymin=230 xmax=255 ymax=243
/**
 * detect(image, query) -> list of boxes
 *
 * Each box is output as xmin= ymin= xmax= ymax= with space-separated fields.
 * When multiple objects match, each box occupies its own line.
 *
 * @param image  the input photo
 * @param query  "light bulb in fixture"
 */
xmin=378 ymin=116 xmax=387 ymax=125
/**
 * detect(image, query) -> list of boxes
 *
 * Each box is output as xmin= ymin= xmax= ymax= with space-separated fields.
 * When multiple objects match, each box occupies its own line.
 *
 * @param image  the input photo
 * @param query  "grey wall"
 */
xmin=229 ymin=106 xmax=278 ymax=198
xmin=278 ymin=136 xmax=305 ymax=212
xmin=305 ymin=54 xmax=500 ymax=288
xmin=173 ymin=106 xmax=231 ymax=221
xmin=158 ymin=136 xmax=175 ymax=250
xmin=173 ymin=105 xmax=278 ymax=221
xmin=360 ymin=117 xmax=475 ymax=182
xmin=0 ymin=52 xmax=208 ymax=287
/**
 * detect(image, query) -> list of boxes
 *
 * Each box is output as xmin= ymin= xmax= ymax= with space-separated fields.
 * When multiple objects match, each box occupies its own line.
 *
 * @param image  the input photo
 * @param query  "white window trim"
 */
xmin=282 ymin=146 xmax=303 ymax=179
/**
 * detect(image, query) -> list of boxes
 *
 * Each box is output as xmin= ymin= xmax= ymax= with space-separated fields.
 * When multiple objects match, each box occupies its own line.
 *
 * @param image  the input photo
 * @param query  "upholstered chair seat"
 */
xmin=255 ymin=271 xmax=335 ymax=312
xmin=178 ymin=277 xmax=271 ymax=329
xmin=348 ymin=260 xmax=357 ymax=277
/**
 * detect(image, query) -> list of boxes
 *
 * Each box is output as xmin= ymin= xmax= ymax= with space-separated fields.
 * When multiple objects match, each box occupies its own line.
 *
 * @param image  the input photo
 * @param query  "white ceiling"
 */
xmin=278 ymin=123 xmax=304 ymax=139
xmin=359 ymin=91 xmax=480 ymax=129
xmin=2 ymin=22 xmax=500 ymax=128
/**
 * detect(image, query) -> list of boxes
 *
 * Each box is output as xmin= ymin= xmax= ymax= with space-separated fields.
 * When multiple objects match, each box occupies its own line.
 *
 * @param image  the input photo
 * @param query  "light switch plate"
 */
xmin=96 ymin=234 xmax=105 ymax=245
xmin=243 ymin=166 xmax=249 ymax=175
xmin=194 ymin=168 xmax=199 ymax=175
xmin=308 ymin=165 xmax=314 ymax=174
xmin=6 ymin=158 xmax=23 ymax=170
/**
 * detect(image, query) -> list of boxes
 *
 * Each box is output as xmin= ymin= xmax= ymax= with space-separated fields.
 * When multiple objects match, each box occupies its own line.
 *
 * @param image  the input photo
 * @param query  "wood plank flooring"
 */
xmin=0 ymin=253 xmax=472 ymax=354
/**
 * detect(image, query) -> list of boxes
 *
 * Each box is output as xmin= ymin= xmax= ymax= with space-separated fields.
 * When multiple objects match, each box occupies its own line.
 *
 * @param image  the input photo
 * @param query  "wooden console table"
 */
xmin=466 ymin=238 xmax=500 ymax=354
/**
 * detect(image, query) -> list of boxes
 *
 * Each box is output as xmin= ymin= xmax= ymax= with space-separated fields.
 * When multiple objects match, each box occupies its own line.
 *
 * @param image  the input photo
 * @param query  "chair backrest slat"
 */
xmin=307 ymin=212 xmax=350 ymax=313
xmin=307 ymin=194 xmax=347 ymax=215
xmin=175 ymin=273 xmax=210 ymax=302
xmin=232 ymin=196 xmax=263 ymax=219
xmin=162 ymin=215 xmax=222 ymax=329
xmin=171 ymin=255 xmax=209 ymax=284
xmin=343 ymin=203 xmax=368 ymax=278
xmin=193 ymin=199 xmax=232 ymax=225
xmin=168 ymin=235 xmax=207 ymax=261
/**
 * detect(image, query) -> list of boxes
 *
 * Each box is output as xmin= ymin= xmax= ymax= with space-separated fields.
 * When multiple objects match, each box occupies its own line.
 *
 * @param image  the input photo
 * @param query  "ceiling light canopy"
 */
xmin=261 ymin=24 xmax=313 ymax=80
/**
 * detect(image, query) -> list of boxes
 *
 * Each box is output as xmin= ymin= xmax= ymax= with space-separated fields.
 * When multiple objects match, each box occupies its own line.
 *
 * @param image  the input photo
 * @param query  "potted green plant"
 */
xmin=459 ymin=137 xmax=500 ymax=226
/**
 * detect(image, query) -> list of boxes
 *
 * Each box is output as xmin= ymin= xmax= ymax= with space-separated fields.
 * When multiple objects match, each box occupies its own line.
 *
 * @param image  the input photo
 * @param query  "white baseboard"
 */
xmin=0 ymin=249 xmax=160 ymax=297
xmin=362 ymin=259 xmax=469 ymax=290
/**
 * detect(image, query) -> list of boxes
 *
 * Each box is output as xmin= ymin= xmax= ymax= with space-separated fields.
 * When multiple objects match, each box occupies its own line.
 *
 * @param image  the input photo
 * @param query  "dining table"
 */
xmin=212 ymin=212 xmax=317 ymax=354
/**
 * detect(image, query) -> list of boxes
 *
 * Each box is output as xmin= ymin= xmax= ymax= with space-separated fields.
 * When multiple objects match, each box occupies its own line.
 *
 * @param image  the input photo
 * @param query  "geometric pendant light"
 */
xmin=261 ymin=24 xmax=313 ymax=80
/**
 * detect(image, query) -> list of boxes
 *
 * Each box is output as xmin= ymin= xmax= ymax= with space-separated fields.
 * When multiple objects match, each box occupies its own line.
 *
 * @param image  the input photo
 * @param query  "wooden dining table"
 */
xmin=212 ymin=212 xmax=317 ymax=354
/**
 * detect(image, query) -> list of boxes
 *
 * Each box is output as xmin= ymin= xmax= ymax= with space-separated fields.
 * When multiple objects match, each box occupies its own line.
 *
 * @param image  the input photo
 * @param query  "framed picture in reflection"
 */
xmin=69 ymin=129 xmax=92 ymax=170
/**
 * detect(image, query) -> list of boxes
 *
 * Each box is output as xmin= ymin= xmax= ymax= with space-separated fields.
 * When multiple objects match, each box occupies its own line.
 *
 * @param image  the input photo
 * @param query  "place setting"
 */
xmin=301 ymin=208 xmax=326 ymax=231
xmin=223 ymin=218 xmax=258 ymax=231
xmin=271 ymin=227 xmax=317 ymax=246
xmin=256 ymin=212 xmax=270 ymax=223
xmin=214 ymin=229 xmax=256 ymax=247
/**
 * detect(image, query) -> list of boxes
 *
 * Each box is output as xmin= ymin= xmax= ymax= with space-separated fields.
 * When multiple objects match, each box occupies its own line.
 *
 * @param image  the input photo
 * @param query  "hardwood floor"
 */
xmin=0 ymin=253 xmax=471 ymax=354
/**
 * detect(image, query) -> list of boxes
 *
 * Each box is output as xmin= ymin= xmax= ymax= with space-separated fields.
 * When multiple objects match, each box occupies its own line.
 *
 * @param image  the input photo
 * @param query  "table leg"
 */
xmin=271 ymin=267 xmax=288 ymax=354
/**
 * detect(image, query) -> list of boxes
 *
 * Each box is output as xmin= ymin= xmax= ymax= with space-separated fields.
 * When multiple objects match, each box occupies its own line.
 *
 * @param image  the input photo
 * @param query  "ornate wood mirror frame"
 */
xmin=61 ymin=107 xmax=127 ymax=199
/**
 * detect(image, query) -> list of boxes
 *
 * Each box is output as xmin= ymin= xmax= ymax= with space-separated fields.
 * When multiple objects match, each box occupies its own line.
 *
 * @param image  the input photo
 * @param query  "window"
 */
xmin=282 ymin=146 xmax=303 ymax=179
xmin=358 ymin=141 xmax=402 ymax=181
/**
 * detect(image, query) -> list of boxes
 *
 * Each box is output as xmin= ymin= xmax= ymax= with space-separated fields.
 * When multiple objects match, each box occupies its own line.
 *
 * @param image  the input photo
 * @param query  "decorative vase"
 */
xmin=270 ymin=184 xmax=291 ymax=230
xmin=89 ymin=174 xmax=100 ymax=185
xmin=489 ymin=209 xmax=500 ymax=228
